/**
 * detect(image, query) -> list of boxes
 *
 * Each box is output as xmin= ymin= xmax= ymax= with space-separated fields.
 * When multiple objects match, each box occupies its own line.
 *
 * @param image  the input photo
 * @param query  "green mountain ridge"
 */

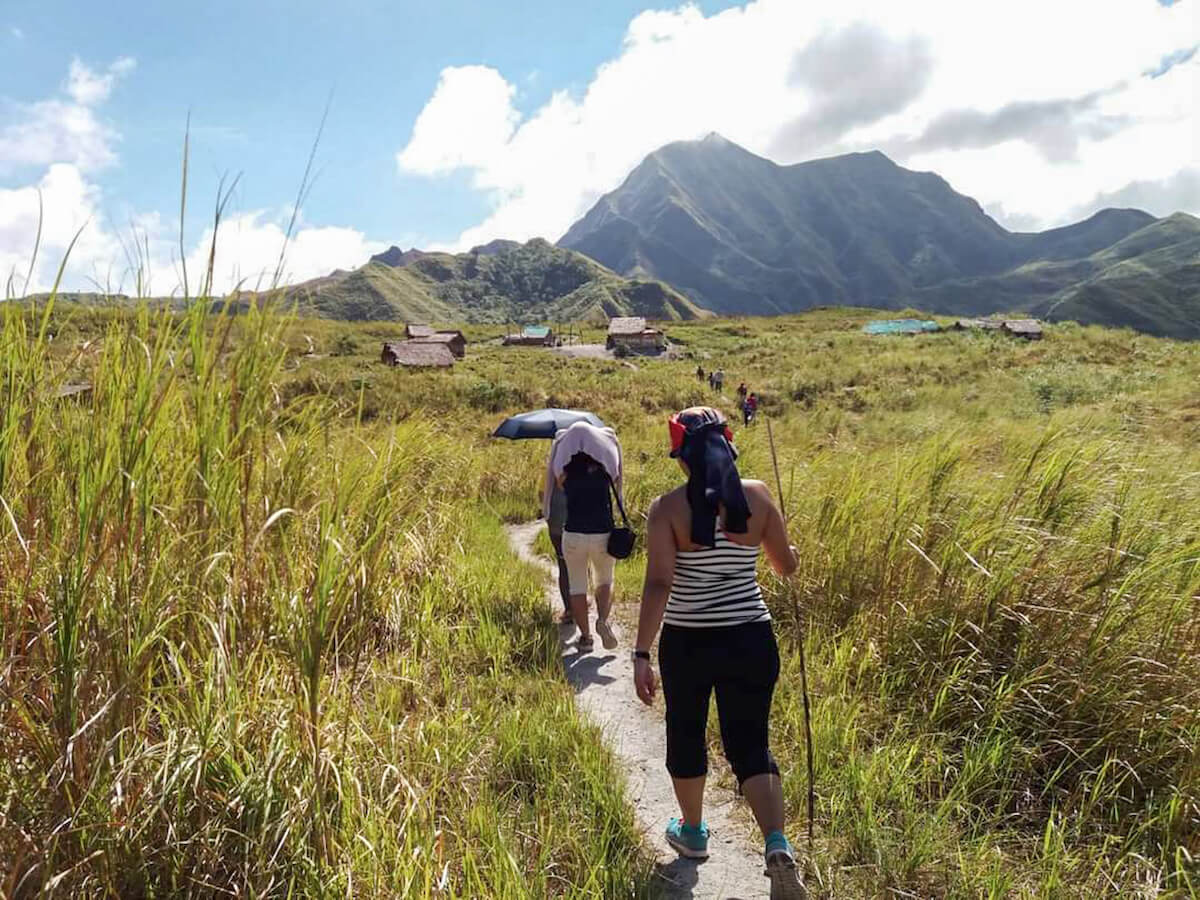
xmin=912 ymin=213 xmax=1200 ymax=338
xmin=286 ymin=237 xmax=704 ymax=324
xmin=558 ymin=134 xmax=1199 ymax=337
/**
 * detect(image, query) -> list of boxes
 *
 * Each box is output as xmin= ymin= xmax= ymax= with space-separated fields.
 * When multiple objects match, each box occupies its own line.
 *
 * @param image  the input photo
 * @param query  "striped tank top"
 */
xmin=665 ymin=529 xmax=771 ymax=628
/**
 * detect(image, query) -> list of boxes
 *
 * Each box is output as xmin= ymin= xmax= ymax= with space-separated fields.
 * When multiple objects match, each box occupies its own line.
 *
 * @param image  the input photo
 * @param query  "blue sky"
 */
xmin=1 ymin=0 xmax=1195 ymax=293
xmin=2 ymin=0 xmax=738 ymax=248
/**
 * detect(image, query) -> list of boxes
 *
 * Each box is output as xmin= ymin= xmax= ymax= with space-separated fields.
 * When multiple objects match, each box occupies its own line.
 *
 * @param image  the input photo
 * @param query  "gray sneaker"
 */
xmin=765 ymin=832 xmax=805 ymax=899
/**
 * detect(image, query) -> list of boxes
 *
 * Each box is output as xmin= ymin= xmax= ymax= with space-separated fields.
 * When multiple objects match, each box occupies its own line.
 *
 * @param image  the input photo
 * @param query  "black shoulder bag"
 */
xmin=606 ymin=476 xmax=636 ymax=559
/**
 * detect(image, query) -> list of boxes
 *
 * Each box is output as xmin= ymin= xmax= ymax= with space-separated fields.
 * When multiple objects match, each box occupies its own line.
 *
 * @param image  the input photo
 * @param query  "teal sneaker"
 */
xmin=665 ymin=817 xmax=709 ymax=859
xmin=764 ymin=830 xmax=805 ymax=899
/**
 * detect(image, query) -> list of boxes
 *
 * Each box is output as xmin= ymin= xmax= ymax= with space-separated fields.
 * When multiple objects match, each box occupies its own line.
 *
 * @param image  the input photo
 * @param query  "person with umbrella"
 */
xmin=496 ymin=409 xmax=605 ymax=621
xmin=551 ymin=421 xmax=624 ymax=653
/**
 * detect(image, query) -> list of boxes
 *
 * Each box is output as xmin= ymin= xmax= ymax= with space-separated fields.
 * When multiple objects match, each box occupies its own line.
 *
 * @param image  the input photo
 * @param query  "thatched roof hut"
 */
xmin=1002 ymin=319 xmax=1043 ymax=340
xmin=503 ymin=325 xmax=555 ymax=346
xmin=404 ymin=324 xmax=435 ymax=339
xmin=954 ymin=318 xmax=1004 ymax=331
xmin=606 ymin=316 xmax=666 ymax=353
xmin=412 ymin=330 xmax=467 ymax=358
xmin=381 ymin=342 xmax=455 ymax=368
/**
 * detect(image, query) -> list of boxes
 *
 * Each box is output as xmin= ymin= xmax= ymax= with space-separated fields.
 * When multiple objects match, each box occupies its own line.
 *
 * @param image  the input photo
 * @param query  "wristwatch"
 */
xmin=631 ymin=649 xmax=651 ymax=663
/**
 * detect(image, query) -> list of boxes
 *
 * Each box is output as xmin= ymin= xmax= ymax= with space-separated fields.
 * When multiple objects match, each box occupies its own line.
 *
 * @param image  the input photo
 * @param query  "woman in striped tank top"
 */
xmin=632 ymin=407 xmax=804 ymax=898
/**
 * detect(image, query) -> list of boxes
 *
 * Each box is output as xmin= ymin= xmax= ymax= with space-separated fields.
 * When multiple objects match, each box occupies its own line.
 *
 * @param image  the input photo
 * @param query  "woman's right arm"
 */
xmin=633 ymin=497 xmax=675 ymax=705
xmin=757 ymin=485 xmax=798 ymax=576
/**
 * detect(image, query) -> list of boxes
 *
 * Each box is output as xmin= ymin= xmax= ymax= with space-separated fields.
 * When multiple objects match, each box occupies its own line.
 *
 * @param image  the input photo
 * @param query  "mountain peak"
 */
xmin=468 ymin=238 xmax=521 ymax=257
xmin=370 ymin=246 xmax=427 ymax=268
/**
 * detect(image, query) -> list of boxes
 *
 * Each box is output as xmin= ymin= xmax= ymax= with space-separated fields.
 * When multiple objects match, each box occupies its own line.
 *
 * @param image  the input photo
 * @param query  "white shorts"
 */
xmin=561 ymin=531 xmax=615 ymax=595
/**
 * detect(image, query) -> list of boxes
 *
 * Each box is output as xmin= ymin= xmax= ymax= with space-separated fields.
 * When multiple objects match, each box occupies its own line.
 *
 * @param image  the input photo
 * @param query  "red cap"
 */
xmin=668 ymin=408 xmax=734 ymax=457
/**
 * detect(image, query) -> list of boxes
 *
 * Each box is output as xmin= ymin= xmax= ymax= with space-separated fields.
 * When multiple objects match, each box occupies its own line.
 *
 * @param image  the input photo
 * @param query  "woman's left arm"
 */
xmin=633 ymin=497 xmax=676 ymax=705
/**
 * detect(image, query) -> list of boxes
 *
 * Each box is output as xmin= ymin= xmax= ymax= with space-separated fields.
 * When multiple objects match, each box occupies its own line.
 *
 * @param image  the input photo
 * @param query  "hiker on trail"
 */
xmin=737 ymin=382 xmax=748 ymax=403
xmin=551 ymin=421 xmax=624 ymax=653
xmin=713 ymin=368 xmax=725 ymax=392
xmin=743 ymin=392 xmax=758 ymax=427
xmin=630 ymin=407 xmax=804 ymax=897
xmin=696 ymin=364 xmax=705 ymax=382
xmin=542 ymin=433 xmax=573 ymax=622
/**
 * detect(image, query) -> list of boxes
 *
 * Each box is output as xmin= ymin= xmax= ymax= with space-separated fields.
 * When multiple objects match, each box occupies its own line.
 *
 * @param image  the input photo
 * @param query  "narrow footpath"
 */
xmin=507 ymin=521 xmax=775 ymax=899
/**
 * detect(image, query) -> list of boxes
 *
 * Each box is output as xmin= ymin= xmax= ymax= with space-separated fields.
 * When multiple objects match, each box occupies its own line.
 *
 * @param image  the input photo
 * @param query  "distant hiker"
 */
xmin=737 ymin=382 xmax=748 ymax=403
xmin=696 ymin=365 xmax=705 ymax=382
xmin=713 ymin=368 xmax=725 ymax=392
xmin=743 ymin=392 xmax=758 ymax=426
xmin=542 ymin=433 xmax=573 ymax=622
xmin=631 ymin=407 xmax=804 ymax=897
xmin=551 ymin=422 xmax=624 ymax=652
xmin=708 ymin=371 xmax=715 ymax=390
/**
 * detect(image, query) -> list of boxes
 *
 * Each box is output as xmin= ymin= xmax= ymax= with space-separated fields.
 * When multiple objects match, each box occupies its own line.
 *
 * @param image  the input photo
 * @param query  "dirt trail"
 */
xmin=507 ymin=521 xmax=773 ymax=899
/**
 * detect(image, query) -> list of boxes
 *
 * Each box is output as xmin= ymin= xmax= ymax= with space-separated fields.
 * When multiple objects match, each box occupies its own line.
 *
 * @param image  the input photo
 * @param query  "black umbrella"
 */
xmin=492 ymin=408 xmax=604 ymax=440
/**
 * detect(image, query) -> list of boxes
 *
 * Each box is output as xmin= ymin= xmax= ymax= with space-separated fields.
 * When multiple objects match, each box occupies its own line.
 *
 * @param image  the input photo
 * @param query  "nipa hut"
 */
xmin=1001 ymin=319 xmax=1044 ymax=340
xmin=404 ymin=323 xmax=435 ymax=340
xmin=953 ymin=318 xmax=1004 ymax=331
xmin=954 ymin=317 xmax=1044 ymax=340
xmin=381 ymin=341 xmax=455 ymax=368
xmin=606 ymin=316 xmax=666 ymax=353
xmin=412 ymin=330 xmax=467 ymax=358
xmin=503 ymin=325 xmax=555 ymax=347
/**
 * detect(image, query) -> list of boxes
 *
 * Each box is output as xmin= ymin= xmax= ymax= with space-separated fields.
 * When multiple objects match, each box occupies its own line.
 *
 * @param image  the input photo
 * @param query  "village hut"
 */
xmin=1001 ymin=319 xmax=1044 ymax=341
xmin=503 ymin=325 xmax=555 ymax=347
xmin=606 ymin=316 xmax=666 ymax=354
xmin=380 ymin=341 xmax=455 ymax=368
xmin=404 ymin=323 xmax=435 ymax=340
xmin=412 ymin=330 xmax=467 ymax=358
xmin=954 ymin=318 xmax=1004 ymax=331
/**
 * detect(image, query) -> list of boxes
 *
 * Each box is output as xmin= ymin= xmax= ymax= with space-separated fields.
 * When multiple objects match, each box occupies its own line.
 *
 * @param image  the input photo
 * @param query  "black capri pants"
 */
xmin=658 ymin=620 xmax=780 ymax=785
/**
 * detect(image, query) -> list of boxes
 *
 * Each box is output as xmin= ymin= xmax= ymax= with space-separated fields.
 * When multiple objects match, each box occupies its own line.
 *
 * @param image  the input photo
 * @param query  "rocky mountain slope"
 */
xmin=558 ymin=134 xmax=1197 ymax=337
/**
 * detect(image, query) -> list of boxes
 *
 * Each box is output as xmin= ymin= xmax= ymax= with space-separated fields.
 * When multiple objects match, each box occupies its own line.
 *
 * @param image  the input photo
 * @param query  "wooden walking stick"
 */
xmin=766 ymin=415 xmax=816 ymax=849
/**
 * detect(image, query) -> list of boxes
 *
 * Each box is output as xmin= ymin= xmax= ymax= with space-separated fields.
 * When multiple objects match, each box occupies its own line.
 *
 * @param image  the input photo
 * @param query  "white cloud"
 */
xmin=0 ymin=98 xmax=122 ymax=174
xmin=64 ymin=56 xmax=136 ymax=106
xmin=0 ymin=56 xmax=135 ymax=175
xmin=144 ymin=213 xmax=387 ymax=297
xmin=0 ymin=163 xmax=122 ymax=295
xmin=397 ymin=0 xmax=1199 ymax=245
xmin=4 ymin=183 xmax=386 ymax=297
xmin=1 ymin=57 xmax=385 ymax=295
xmin=398 ymin=65 xmax=518 ymax=175
xmin=1071 ymin=167 xmax=1200 ymax=221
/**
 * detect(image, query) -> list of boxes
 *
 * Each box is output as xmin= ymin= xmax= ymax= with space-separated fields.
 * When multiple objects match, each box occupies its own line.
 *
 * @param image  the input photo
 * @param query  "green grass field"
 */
xmin=2 ymin=299 xmax=1197 ymax=897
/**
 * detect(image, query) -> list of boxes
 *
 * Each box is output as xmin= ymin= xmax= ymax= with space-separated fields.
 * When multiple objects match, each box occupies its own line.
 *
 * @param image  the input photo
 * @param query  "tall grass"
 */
xmin=764 ymin=429 xmax=1199 ymax=896
xmin=6 ymin=297 xmax=1198 ymax=896
xmin=305 ymin=310 xmax=1194 ymax=897
xmin=0 ymin=297 xmax=654 ymax=896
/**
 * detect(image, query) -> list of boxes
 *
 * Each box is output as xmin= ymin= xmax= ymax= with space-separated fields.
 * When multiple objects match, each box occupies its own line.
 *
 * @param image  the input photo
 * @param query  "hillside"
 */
xmin=558 ymin=134 xmax=1197 ymax=336
xmin=913 ymin=212 xmax=1200 ymax=338
xmin=287 ymin=237 xmax=704 ymax=323
xmin=14 ymin=300 xmax=1197 ymax=896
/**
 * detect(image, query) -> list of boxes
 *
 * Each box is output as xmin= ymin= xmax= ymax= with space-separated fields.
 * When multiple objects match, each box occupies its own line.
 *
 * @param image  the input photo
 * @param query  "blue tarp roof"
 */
xmin=862 ymin=319 xmax=941 ymax=335
xmin=521 ymin=325 xmax=551 ymax=338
